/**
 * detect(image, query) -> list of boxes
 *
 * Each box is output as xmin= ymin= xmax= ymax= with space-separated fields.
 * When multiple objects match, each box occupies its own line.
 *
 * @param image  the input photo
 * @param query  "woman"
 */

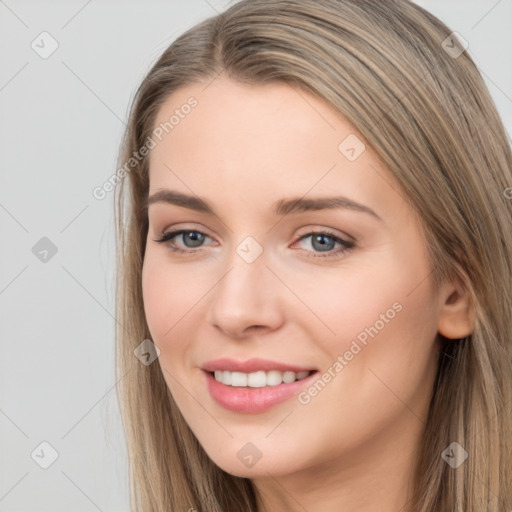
xmin=114 ymin=1 xmax=512 ymax=510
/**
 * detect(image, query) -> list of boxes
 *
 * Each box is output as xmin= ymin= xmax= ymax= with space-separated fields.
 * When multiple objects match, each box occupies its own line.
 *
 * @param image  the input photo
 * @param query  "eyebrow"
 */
xmin=145 ymin=189 xmax=382 ymax=221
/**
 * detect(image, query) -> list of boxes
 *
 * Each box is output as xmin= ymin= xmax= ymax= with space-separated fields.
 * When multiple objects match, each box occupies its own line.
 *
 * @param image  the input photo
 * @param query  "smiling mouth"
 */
xmin=210 ymin=369 xmax=316 ymax=387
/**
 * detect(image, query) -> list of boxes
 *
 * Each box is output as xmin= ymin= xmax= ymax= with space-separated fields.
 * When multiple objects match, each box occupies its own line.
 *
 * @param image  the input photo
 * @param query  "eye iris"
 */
xmin=183 ymin=231 xmax=204 ymax=248
xmin=312 ymin=234 xmax=335 ymax=252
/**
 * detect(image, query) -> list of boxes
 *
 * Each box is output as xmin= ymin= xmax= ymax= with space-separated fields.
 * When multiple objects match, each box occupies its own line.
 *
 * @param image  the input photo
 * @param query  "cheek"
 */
xmin=271 ymin=261 xmax=440 ymax=469
xmin=298 ymin=241 xmax=438 ymax=346
xmin=290 ymin=248 xmax=440 ymax=398
xmin=275 ymin=257 xmax=415 ymax=350
xmin=301 ymin=255 xmax=440 ymax=421
xmin=141 ymin=251 xmax=202 ymax=408
xmin=141 ymin=248 xmax=220 ymax=395
xmin=142 ymin=249 xmax=202 ymax=342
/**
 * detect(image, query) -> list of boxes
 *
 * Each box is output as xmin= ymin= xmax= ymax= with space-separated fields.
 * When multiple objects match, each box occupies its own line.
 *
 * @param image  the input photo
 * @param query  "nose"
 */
xmin=206 ymin=247 xmax=285 ymax=340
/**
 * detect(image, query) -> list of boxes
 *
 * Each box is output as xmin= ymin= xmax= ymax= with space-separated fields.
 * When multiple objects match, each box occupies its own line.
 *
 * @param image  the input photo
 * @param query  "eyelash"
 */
xmin=153 ymin=229 xmax=355 ymax=259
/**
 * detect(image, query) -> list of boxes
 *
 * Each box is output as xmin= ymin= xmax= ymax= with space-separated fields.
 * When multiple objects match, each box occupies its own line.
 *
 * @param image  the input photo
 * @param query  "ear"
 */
xmin=437 ymin=273 xmax=475 ymax=339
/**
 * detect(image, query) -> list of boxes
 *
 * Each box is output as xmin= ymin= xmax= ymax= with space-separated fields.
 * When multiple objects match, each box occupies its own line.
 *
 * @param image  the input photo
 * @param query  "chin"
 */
xmin=195 ymin=436 xmax=306 ymax=479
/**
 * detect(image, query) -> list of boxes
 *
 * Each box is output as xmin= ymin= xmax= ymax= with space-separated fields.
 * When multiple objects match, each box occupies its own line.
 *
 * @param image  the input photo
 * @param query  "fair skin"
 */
xmin=142 ymin=77 xmax=473 ymax=512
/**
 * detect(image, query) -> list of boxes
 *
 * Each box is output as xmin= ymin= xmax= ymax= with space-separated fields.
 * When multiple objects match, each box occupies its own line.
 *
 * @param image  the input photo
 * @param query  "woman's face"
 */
xmin=142 ymin=77 xmax=443 ymax=480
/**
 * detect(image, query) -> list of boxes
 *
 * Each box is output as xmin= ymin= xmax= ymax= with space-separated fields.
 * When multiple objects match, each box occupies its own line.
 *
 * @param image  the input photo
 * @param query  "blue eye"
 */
xmin=154 ymin=229 xmax=355 ymax=258
xmin=154 ymin=230 xmax=211 ymax=254
xmin=295 ymin=231 xmax=355 ymax=258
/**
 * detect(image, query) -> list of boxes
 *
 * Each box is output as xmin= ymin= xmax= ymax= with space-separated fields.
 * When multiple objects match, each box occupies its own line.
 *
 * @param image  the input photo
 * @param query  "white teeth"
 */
xmin=282 ymin=371 xmax=296 ymax=384
xmin=230 ymin=372 xmax=248 ymax=387
xmin=247 ymin=371 xmax=266 ymax=388
xmin=213 ymin=369 xmax=312 ymax=387
xmin=266 ymin=370 xmax=283 ymax=386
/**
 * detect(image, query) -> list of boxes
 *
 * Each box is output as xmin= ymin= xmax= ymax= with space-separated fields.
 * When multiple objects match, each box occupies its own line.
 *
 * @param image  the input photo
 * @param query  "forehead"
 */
xmin=151 ymin=77 xmax=354 ymax=159
xmin=147 ymin=77 xmax=400 ymax=219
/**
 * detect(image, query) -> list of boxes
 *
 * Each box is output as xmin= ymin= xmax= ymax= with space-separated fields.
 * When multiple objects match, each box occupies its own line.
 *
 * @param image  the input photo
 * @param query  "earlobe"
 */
xmin=437 ymin=277 xmax=475 ymax=340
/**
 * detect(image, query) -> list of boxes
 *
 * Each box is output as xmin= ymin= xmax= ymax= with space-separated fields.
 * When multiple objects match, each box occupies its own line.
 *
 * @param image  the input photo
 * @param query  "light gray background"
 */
xmin=0 ymin=1 xmax=510 ymax=510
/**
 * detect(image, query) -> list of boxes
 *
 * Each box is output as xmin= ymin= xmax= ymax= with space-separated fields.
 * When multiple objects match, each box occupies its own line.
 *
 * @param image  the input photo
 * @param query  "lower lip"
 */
xmin=204 ymin=370 xmax=317 ymax=413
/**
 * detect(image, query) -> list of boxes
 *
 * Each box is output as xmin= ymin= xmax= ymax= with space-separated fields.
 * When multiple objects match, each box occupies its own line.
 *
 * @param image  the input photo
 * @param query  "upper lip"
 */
xmin=202 ymin=358 xmax=317 ymax=373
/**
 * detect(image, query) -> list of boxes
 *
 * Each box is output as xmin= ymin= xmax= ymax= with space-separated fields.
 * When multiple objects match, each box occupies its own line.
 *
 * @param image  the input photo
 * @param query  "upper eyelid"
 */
xmin=149 ymin=209 xmax=358 ymax=240
xmin=154 ymin=222 xmax=351 ymax=238
xmin=156 ymin=227 xmax=347 ymax=239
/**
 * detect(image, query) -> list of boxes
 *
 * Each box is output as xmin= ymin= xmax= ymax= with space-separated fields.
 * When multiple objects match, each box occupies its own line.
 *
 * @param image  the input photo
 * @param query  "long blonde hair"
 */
xmin=114 ymin=1 xmax=512 ymax=510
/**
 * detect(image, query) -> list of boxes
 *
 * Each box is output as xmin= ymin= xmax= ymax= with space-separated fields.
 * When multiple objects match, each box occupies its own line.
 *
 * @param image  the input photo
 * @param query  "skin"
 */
xmin=142 ymin=76 xmax=474 ymax=512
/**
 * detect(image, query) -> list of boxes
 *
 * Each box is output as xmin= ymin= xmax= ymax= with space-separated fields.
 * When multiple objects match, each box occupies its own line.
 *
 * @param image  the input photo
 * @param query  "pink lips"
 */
xmin=201 ymin=358 xmax=317 ymax=414
xmin=201 ymin=357 xmax=315 ymax=373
